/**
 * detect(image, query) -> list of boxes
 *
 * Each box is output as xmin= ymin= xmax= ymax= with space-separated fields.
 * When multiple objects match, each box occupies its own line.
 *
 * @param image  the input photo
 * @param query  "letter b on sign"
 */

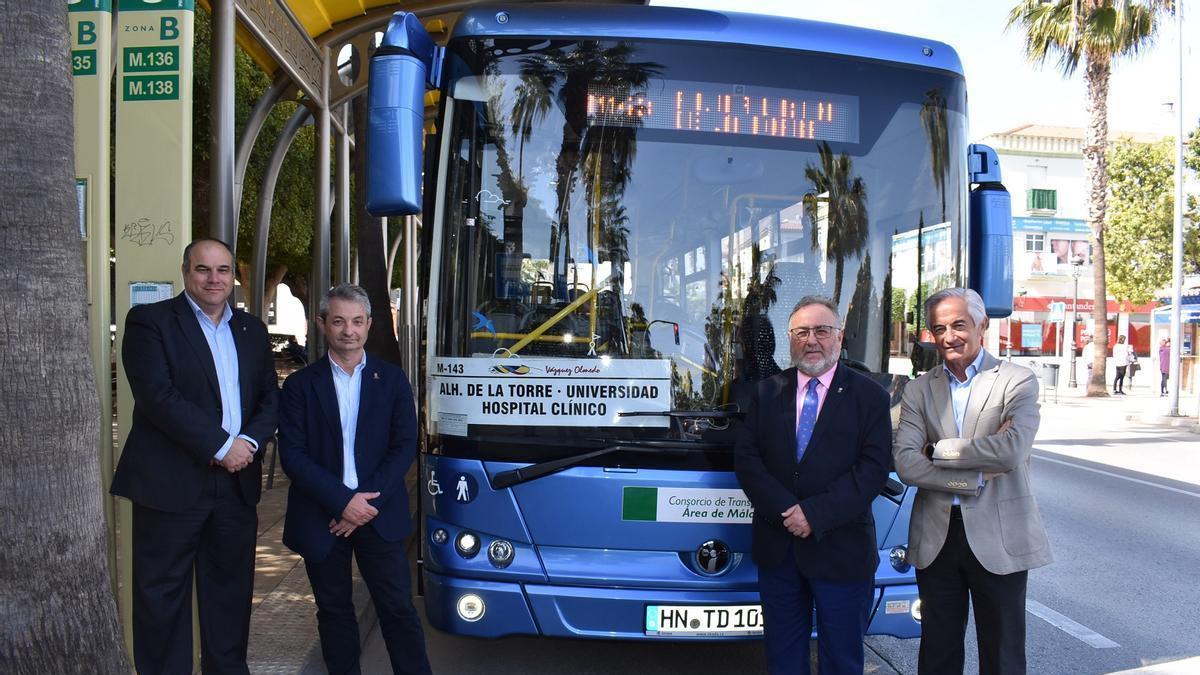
xmin=78 ymin=21 xmax=97 ymax=46
xmin=160 ymin=17 xmax=179 ymax=41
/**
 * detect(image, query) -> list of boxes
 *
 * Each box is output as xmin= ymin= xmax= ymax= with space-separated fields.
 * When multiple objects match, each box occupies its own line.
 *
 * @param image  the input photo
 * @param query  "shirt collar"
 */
xmin=943 ymin=349 xmax=986 ymax=384
xmin=183 ymin=292 xmax=232 ymax=327
xmin=330 ymin=352 xmax=367 ymax=377
xmin=797 ymin=362 xmax=838 ymax=392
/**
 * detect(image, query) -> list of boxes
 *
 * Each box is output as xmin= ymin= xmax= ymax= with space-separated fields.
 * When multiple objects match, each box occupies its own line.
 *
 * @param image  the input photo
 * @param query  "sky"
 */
xmin=651 ymin=0 xmax=1200 ymax=142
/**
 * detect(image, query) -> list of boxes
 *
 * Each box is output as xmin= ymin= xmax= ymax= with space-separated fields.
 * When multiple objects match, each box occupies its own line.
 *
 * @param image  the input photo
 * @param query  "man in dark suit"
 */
xmin=893 ymin=287 xmax=1050 ymax=675
xmin=111 ymin=238 xmax=279 ymax=674
xmin=278 ymin=284 xmax=431 ymax=675
xmin=735 ymin=296 xmax=892 ymax=675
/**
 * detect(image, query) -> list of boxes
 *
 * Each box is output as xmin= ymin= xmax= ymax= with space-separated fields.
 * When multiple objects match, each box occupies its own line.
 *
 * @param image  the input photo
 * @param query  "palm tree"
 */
xmin=0 ymin=4 xmax=129 ymax=672
xmin=803 ymin=141 xmax=869 ymax=304
xmin=1007 ymin=0 xmax=1174 ymax=396
xmin=514 ymin=42 xmax=659 ymax=283
xmin=920 ymin=88 xmax=950 ymax=223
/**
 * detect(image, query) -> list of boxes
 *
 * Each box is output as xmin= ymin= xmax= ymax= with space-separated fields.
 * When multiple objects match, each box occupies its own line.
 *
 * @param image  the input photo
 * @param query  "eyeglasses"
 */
xmin=788 ymin=325 xmax=840 ymax=341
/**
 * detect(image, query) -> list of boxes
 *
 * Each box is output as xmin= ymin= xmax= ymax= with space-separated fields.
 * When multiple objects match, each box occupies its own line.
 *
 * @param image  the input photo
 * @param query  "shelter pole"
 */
xmin=309 ymin=47 xmax=332 ymax=361
xmin=335 ymin=103 xmax=351 ymax=285
xmin=210 ymin=0 xmax=236 ymax=250
xmin=235 ymin=76 xmax=293 ymax=226
xmin=253 ymin=107 xmax=311 ymax=319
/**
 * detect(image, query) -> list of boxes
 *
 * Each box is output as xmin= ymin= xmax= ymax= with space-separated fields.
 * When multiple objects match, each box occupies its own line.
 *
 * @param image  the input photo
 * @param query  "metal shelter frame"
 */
xmin=199 ymin=0 xmax=640 ymax=362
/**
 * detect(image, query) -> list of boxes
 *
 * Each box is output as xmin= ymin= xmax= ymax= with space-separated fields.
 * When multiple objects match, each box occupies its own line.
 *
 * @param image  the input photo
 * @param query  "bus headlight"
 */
xmin=889 ymin=545 xmax=910 ymax=573
xmin=487 ymin=539 xmax=515 ymax=568
xmin=455 ymin=531 xmax=480 ymax=558
xmin=431 ymin=528 xmax=449 ymax=545
xmin=457 ymin=593 xmax=485 ymax=622
xmin=911 ymin=598 xmax=922 ymax=622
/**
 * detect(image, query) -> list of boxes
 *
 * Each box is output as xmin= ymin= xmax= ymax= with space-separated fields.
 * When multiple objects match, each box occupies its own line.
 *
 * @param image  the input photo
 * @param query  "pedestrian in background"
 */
xmin=1159 ymin=338 xmax=1171 ymax=397
xmin=1112 ymin=335 xmax=1130 ymax=394
xmin=1126 ymin=344 xmax=1139 ymax=390
xmin=1081 ymin=335 xmax=1095 ymax=386
xmin=735 ymin=296 xmax=892 ymax=675
xmin=893 ymin=288 xmax=1051 ymax=675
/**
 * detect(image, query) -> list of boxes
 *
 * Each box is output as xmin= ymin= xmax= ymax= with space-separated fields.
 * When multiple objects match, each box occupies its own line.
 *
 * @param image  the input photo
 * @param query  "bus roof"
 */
xmin=449 ymin=3 xmax=964 ymax=77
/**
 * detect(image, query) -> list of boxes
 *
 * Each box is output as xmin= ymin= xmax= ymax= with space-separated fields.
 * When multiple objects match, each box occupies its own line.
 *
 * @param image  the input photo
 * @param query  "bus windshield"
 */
xmin=429 ymin=37 xmax=966 ymax=449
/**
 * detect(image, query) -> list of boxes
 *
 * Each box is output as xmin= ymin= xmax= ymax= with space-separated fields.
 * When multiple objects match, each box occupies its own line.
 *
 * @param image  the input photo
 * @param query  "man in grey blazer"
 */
xmin=893 ymin=288 xmax=1052 ymax=675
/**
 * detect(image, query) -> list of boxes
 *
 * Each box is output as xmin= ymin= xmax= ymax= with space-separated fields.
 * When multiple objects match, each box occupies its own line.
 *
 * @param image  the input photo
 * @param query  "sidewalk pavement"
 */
xmin=247 ymin=455 xmax=414 ymax=674
xmin=1028 ymin=362 xmax=1200 ymax=487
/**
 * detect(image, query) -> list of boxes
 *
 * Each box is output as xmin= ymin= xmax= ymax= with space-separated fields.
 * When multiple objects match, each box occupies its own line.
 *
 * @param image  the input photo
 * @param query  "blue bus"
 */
xmin=367 ymin=4 xmax=1012 ymax=641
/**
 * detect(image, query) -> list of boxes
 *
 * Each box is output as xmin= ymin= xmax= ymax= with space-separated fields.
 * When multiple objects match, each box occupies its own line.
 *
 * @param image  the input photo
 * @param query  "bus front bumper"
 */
xmin=422 ymin=570 xmax=921 ymax=640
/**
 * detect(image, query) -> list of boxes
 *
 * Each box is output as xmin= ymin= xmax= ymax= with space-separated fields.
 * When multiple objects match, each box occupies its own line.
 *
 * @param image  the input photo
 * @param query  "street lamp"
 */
xmin=1068 ymin=255 xmax=1084 ymax=388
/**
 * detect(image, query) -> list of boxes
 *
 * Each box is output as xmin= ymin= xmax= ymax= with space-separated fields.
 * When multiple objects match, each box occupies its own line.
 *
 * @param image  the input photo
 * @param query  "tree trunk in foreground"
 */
xmin=0 ymin=2 xmax=130 ymax=672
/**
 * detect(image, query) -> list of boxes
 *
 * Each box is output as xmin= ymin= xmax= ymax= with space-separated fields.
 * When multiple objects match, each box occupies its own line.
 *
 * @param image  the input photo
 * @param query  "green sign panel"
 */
xmin=72 ymin=49 xmax=98 ymax=76
xmin=123 ymin=46 xmax=178 ymax=73
xmin=116 ymin=0 xmax=192 ymax=10
xmin=123 ymin=74 xmax=179 ymax=101
xmin=68 ymin=0 xmax=112 ymax=12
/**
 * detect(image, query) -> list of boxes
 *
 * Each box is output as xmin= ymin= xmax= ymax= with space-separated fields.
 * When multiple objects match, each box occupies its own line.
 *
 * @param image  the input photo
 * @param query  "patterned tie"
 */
xmin=795 ymin=378 xmax=820 ymax=462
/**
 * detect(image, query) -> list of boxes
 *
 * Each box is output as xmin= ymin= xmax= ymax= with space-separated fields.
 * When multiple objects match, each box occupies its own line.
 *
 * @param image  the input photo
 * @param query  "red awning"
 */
xmin=1012 ymin=296 xmax=1157 ymax=314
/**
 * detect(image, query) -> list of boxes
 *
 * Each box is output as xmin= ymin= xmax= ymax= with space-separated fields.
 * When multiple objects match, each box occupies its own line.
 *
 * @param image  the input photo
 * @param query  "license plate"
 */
xmin=645 ymin=604 xmax=764 ymax=636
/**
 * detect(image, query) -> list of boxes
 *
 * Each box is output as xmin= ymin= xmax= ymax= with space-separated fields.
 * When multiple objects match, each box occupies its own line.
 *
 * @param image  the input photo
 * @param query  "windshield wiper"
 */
xmin=491 ymin=438 xmax=730 ymax=489
xmin=618 ymin=410 xmax=744 ymax=420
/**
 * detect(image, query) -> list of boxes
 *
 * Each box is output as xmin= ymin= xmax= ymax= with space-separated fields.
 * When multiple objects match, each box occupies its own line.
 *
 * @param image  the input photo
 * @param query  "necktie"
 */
xmin=795 ymin=378 xmax=820 ymax=462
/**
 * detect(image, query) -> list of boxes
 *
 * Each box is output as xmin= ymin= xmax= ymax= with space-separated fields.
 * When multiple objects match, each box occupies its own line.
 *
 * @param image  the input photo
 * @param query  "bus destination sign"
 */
xmin=587 ymin=79 xmax=859 ymax=143
xmin=431 ymin=357 xmax=671 ymax=433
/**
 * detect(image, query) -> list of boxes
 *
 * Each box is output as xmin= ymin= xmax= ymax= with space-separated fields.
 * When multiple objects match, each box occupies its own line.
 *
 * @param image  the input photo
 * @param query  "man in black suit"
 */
xmin=735 ymin=296 xmax=892 ymax=675
xmin=278 ymin=284 xmax=431 ymax=675
xmin=111 ymin=238 xmax=279 ymax=674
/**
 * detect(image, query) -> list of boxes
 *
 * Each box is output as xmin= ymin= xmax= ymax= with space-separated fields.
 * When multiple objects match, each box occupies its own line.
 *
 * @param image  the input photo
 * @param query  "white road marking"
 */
xmin=1026 ymin=599 xmax=1120 ymax=649
xmin=1105 ymin=656 xmax=1200 ymax=674
xmin=1033 ymin=453 xmax=1200 ymax=500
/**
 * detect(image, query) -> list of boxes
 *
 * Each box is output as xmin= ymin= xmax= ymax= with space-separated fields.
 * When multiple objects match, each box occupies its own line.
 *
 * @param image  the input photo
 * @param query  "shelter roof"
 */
xmin=200 ymin=1 xmax=647 ymax=84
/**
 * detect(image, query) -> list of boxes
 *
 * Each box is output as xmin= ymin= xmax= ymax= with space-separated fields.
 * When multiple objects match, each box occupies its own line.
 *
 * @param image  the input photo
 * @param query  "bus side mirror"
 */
xmin=367 ymin=12 xmax=441 ymax=216
xmin=967 ymin=144 xmax=1013 ymax=318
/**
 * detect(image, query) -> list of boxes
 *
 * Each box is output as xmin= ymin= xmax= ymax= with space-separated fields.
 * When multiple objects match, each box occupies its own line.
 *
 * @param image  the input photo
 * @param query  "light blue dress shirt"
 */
xmin=184 ymin=293 xmax=253 ymax=461
xmin=330 ymin=354 xmax=366 ymax=490
xmin=944 ymin=349 xmax=987 ymax=504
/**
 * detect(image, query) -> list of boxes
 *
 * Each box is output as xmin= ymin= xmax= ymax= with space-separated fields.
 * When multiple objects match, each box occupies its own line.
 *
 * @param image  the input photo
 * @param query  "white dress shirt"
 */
xmin=184 ymin=293 xmax=253 ymax=460
xmin=944 ymin=349 xmax=987 ymax=504
xmin=330 ymin=353 xmax=366 ymax=489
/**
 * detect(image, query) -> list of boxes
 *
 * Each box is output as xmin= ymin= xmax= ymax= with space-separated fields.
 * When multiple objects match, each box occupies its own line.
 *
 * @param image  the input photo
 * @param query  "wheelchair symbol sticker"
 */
xmin=427 ymin=470 xmax=443 ymax=496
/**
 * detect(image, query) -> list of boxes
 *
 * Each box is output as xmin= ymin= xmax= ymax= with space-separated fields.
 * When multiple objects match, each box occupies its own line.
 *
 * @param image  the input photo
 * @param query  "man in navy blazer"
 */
xmin=278 ymin=284 xmax=431 ymax=675
xmin=735 ymin=296 xmax=892 ymax=675
xmin=111 ymin=238 xmax=279 ymax=674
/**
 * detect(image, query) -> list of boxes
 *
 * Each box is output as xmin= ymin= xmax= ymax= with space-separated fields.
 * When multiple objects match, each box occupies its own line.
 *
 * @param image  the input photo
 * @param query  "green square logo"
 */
xmin=622 ymin=487 xmax=657 ymax=521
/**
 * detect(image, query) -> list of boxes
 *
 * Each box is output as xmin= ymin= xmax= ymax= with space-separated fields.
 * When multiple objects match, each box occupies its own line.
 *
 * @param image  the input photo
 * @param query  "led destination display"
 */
xmin=587 ymin=79 xmax=859 ymax=143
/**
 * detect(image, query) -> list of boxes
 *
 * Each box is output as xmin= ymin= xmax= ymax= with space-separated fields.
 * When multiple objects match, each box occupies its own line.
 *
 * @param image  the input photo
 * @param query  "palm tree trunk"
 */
xmin=0 ymin=3 xmax=129 ymax=672
xmin=1083 ymin=53 xmax=1111 ymax=397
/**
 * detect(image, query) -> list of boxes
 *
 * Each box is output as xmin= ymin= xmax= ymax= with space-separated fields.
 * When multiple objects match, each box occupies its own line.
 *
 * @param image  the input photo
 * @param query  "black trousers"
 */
xmin=131 ymin=467 xmax=256 ymax=675
xmin=1114 ymin=366 xmax=1127 ymax=392
xmin=305 ymin=523 xmax=431 ymax=675
xmin=1161 ymin=371 xmax=1169 ymax=394
xmin=915 ymin=509 xmax=1028 ymax=675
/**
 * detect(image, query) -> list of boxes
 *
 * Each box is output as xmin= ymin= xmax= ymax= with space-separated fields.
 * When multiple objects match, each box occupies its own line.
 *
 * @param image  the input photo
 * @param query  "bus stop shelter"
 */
xmin=71 ymin=0 xmax=646 ymax=662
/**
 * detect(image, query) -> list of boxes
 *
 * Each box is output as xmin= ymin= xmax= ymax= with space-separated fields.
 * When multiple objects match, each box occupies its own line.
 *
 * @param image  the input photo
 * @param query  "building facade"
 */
xmin=980 ymin=125 xmax=1159 ymax=362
